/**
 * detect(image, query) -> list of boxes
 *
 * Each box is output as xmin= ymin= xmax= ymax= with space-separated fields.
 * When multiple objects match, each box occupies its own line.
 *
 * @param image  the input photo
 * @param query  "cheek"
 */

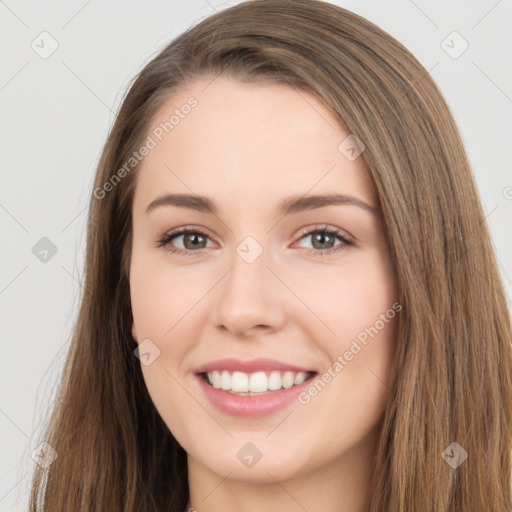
xmin=296 ymin=249 xmax=399 ymax=415
xmin=139 ymin=360 xmax=203 ymax=457
xmin=297 ymin=251 xmax=397 ymax=346
xmin=296 ymin=313 xmax=398 ymax=463
xmin=130 ymin=258 xmax=206 ymax=443
xmin=130 ymin=256 xmax=209 ymax=338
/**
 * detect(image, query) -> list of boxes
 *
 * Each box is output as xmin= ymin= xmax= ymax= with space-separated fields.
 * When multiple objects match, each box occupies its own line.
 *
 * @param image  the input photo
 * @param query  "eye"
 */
xmin=293 ymin=225 xmax=354 ymax=257
xmin=156 ymin=224 xmax=354 ymax=257
xmin=156 ymin=226 xmax=214 ymax=256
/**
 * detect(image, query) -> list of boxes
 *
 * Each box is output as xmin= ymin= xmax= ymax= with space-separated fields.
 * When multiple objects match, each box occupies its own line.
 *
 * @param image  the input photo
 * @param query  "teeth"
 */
xmin=205 ymin=369 xmax=311 ymax=393
xmin=231 ymin=371 xmax=249 ymax=392
xmin=268 ymin=371 xmax=282 ymax=390
xmin=220 ymin=370 xmax=230 ymax=390
xmin=249 ymin=371 xmax=268 ymax=392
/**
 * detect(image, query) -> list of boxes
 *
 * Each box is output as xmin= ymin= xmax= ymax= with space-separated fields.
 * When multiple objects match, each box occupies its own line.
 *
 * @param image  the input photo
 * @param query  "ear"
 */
xmin=131 ymin=322 xmax=138 ymax=342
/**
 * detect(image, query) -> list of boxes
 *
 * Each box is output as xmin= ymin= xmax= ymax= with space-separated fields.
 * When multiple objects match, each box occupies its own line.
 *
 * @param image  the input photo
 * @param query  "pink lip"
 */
xmin=195 ymin=372 xmax=316 ymax=418
xmin=194 ymin=357 xmax=314 ymax=374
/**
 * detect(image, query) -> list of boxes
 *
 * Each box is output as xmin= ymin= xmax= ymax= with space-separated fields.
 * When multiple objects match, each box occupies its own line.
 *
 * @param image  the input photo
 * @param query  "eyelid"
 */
xmin=295 ymin=223 xmax=353 ymax=242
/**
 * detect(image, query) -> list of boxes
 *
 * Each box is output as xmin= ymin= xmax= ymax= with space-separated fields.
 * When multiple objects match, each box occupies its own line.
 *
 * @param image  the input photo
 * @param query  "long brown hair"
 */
xmin=29 ymin=0 xmax=512 ymax=510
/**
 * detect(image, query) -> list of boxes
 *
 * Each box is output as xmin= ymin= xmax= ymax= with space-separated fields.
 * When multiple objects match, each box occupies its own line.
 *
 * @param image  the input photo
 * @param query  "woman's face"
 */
xmin=129 ymin=76 xmax=399 ymax=485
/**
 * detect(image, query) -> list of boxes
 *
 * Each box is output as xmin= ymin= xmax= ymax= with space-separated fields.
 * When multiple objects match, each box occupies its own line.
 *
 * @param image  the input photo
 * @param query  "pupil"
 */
xmin=313 ymin=232 xmax=333 ymax=249
xmin=185 ymin=233 xmax=205 ymax=249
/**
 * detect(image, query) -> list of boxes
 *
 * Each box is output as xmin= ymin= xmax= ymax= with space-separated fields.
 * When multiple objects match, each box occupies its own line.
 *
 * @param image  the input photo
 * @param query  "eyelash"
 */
xmin=156 ymin=225 xmax=354 ymax=258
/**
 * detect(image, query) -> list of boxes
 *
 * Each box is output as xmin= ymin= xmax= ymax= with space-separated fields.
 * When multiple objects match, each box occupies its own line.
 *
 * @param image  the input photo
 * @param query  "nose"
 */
xmin=212 ymin=243 xmax=287 ymax=339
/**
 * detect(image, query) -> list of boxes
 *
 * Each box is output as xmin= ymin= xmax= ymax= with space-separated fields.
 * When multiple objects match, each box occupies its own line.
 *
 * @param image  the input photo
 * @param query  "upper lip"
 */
xmin=194 ymin=358 xmax=315 ymax=374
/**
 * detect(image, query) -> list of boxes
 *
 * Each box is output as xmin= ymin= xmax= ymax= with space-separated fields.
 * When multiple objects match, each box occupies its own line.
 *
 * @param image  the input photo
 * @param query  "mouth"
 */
xmin=193 ymin=358 xmax=318 ymax=417
xmin=199 ymin=369 xmax=317 ymax=396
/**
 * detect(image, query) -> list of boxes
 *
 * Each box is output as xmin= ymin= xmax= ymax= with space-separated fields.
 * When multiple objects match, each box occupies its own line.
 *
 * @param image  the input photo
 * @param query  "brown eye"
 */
xmin=294 ymin=226 xmax=354 ymax=257
xmin=157 ymin=228 xmax=213 ymax=255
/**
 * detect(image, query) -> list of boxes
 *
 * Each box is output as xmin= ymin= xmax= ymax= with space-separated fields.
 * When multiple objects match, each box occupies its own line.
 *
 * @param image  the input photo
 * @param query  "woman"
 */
xmin=29 ymin=0 xmax=512 ymax=510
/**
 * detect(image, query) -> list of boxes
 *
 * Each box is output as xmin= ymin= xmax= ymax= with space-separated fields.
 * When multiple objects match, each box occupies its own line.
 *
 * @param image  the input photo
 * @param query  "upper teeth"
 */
xmin=206 ymin=370 xmax=310 ymax=392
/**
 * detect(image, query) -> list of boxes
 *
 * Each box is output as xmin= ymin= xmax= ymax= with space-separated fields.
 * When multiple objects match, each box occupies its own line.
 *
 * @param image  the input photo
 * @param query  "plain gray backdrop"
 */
xmin=1 ymin=1 xmax=511 ymax=510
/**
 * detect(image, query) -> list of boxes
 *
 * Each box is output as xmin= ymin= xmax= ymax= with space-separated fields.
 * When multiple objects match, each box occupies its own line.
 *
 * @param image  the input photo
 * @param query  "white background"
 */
xmin=1 ymin=1 xmax=511 ymax=510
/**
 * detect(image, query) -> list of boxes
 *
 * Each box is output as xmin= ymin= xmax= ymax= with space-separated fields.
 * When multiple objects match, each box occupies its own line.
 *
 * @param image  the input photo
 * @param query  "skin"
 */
xmin=129 ymin=76 xmax=399 ymax=512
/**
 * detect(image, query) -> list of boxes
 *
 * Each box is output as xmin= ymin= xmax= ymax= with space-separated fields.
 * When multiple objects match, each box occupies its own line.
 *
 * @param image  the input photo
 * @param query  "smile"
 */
xmin=203 ymin=370 xmax=313 ymax=395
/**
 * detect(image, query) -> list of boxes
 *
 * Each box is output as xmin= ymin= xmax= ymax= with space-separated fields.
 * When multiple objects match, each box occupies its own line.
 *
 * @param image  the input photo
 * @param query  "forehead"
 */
xmin=132 ymin=76 xmax=376 ymax=216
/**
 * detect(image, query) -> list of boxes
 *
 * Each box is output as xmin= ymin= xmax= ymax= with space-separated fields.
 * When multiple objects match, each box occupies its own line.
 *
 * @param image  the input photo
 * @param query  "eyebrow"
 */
xmin=145 ymin=192 xmax=378 ymax=217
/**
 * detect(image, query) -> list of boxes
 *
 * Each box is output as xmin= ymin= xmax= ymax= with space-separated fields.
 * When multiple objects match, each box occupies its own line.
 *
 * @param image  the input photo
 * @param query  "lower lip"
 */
xmin=195 ymin=373 xmax=316 ymax=418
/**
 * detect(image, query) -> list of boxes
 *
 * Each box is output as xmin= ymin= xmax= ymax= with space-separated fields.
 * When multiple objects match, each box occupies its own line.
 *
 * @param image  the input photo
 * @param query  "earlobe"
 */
xmin=131 ymin=322 xmax=137 ymax=342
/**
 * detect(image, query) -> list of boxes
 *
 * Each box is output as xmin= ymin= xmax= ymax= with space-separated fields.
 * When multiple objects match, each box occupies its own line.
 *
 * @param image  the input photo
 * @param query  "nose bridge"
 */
xmin=224 ymin=235 xmax=272 ymax=303
xmin=213 ymin=235 xmax=285 ymax=335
